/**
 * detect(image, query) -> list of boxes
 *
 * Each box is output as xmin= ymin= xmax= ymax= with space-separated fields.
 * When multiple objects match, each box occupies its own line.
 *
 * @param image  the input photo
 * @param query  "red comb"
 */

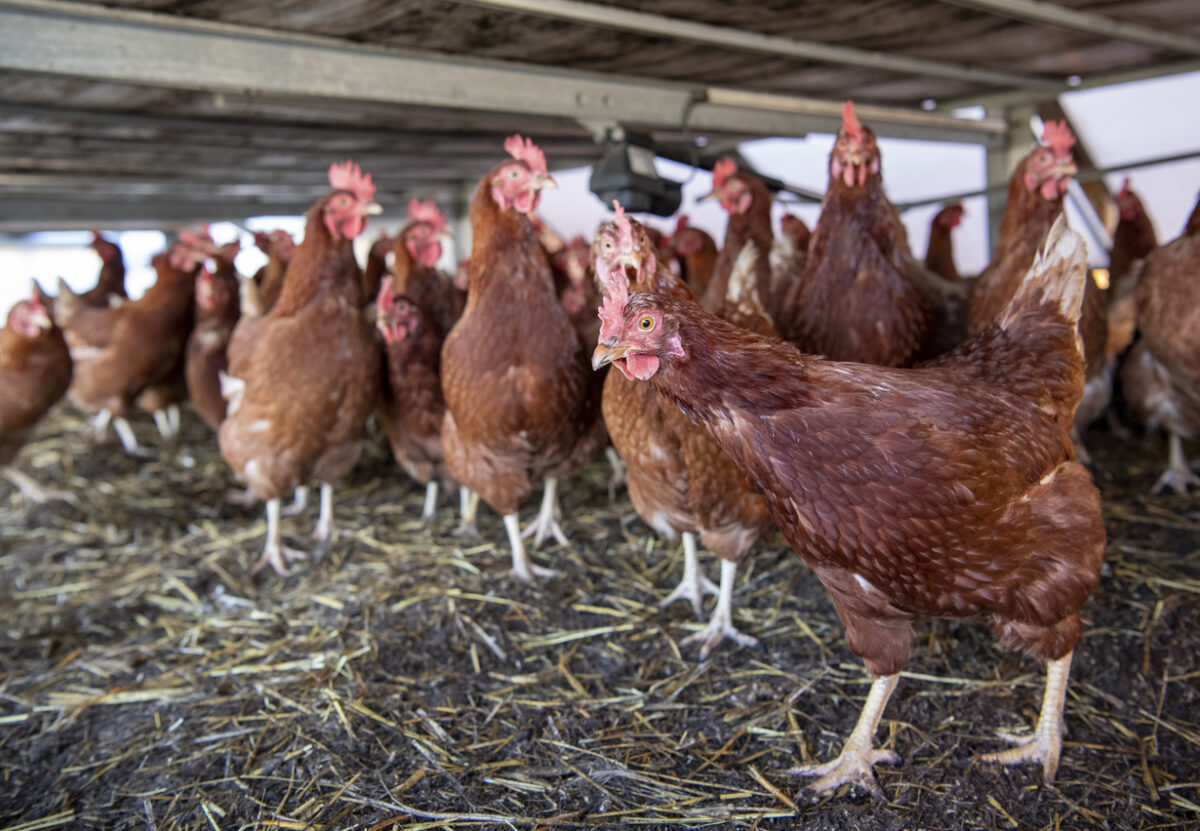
xmin=328 ymin=159 xmax=377 ymax=203
xmin=613 ymin=200 xmax=633 ymax=252
xmin=597 ymin=273 xmax=629 ymax=341
xmin=712 ymin=158 xmax=737 ymax=190
xmin=674 ymin=215 xmax=690 ymax=235
xmin=90 ymin=230 xmax=105 ymax=245
xmin=407 ymin=198 xmax=447 ymax=232
xmin=842 ymin=100 xmax=863 ymax=143
xmin=377 ymin=275 xmax=395 ymax=314
xmin=1118 ymin=178 xmax=1131 ymax=197
xmin=1041 ymin=120 xmax=1075 ymax=157
xmin=503 ymin=134 xmax=547 ymax=175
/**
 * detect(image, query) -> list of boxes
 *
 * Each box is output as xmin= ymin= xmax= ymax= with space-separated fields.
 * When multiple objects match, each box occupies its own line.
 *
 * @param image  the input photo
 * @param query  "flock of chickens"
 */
xmin=2 ymin=101 xmax=1198 ymax=799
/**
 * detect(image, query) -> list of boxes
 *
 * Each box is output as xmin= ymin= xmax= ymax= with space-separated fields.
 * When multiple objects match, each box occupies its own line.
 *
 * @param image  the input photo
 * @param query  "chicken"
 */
xmin=767 ymin=213 xmax=811 ymax=329
xmin=1105 ymin=180 xmax=1158 ymax=360
xmin=700 ymin=159 xmax=773 ymax=318
xmin=80 ymin=230 xmax=126 ymax=306
xmin=185 ymin=248 xmax=242 ymax=432
xmin=552 ymin=236 xmax=600 ymax=352
xmin=1120 ymin=195 xmax=1200 ymax=494
xmin=440 ymin=135 xmax=605 ymax=581
xmin=218 ymin=160 xmax=382 ymax=574
xmin=251 ymin=230 xmax=295 ymax=313
xmin=593 ymin=215 xmax=1105 ymax=795
xmin=376 ymin=277 xmax=457 ymax=525
xmin=362 ymin=232 xmax=393 ymax=308
xmin=967 ymin=121 xmax=1076 ymax=334
xmin=662 ymin=215 xmax=718 ymax=300
xmin=595 ymin=206 xmax=770 ymax=655
xmin=0 ymin=292 xmax=74 ymax=504
xmin=392 ymin=199 xmax=460 ymax=338
xmin=780 ymin=102 xmax=966 ymax=365
xmin=60 ymin=237 xmax=202 ymax=454
xmin=925 ymin=203 xmax=964 ymax=283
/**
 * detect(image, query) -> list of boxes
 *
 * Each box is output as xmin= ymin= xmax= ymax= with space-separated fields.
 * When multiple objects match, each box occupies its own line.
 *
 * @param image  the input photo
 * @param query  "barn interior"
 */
xmin=1 ymin=1 xmax=1199 ymax=829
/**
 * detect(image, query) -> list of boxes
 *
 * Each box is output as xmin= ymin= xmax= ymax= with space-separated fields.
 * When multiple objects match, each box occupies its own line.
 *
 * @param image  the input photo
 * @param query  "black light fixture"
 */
xmin=588 ymin=127 xmax=682 ymax=217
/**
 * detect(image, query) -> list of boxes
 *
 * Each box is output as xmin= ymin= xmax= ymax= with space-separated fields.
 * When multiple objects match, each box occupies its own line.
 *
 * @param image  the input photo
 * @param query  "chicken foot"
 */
xmin=790 ymin=673 xmax=901 ymax=799
xmin=453 ymin=486 xmax=479 ymax=537
xmin=311 ymin=483 xmax=336 ymax=543
xmin=113 ymin=415 xmax=153 ymax=458
xmin=680 ymin=559 xmax=759 ymax=659
xmin=659 ymin=531 xmax=719 ymax=618
xmin=1152 ymin=433 xmax=1200 ymax=495
xmin=521 ymin=477 xmax=568 ymax=548
xmin=979 ymin=652 xmax=1072 ymax=780
xmin=251 ymin=497 xmax=307 ymax=575
xmin=505 ymin=513 xmax=559 ymax=581
xmin=1 ymin=465 xmax=76 ymax=505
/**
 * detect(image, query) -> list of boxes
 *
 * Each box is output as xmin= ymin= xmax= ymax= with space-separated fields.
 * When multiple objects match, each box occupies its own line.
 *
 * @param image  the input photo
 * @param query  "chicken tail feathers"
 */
xmin=1000 ymin=215 xmax=1088 ymax=334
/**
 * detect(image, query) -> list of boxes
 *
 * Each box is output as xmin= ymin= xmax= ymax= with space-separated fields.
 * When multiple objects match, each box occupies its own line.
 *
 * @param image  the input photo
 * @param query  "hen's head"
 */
xmin=195 ymin=267 xmax=231 ymax=312
xmin=705 ymin=158 xmax=756 ymax=216
xmin=553 ymin=236 xmax=590 ymax=286
xmin=934 ymin=203 xmax=965 ymax=229
xmin=592 ymin=202 xmax=656 ymax=289
xmin=7 ymin=295 xmax=53 ymax=339
xmin=375 ymin=277 xmax=421 ymax=345
xmin=170 ymin=225 xmax=214 ymax=272
xmin=780 ymin=214 xmax=811 ymax=246
xmin=664 ymin=215 xmax=712 ymax=257
xmin=593 ymin=288 xmax=683 ymax=381
xmin=402 ymin=199 xmax=451 ymax=267
xmin=1115 ymin=179 xmax=1145 ymax=221
xmin=324 ymin=160 xmax=381 ymax=240
xmin=255 ymin=229 xmax=296 ymax=261
xmin=1022 ymin=121 xmax=1076 ymax=200
xmin=90 ymin=230 xmax=122 ymax=265
xmin=491 ymin=135 xmax=557 ymax=215
xmin=830 ymin=101 xmax=881 ymax=190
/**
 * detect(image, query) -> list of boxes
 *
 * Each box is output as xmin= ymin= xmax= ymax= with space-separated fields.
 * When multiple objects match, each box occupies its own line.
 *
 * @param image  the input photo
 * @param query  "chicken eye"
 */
xmin=509 ymin=168 xmax=521 ymax=180
xmin=603 ymin=240 xmax=613 ymax=251
xmin=638 ymin=315 xmax=655 ymax=332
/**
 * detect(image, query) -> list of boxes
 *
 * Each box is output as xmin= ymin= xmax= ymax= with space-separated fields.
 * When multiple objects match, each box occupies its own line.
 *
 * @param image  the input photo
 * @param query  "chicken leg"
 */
xmin=454 ymin=486 xmax=479 ymax=537
xmin=521 ymin=477 xmax=568 ymax=548
xmin=505 ymin=513 xmax=559 ymax=581
xmin=660 ymin=531 xmax=720 ymax=618
xmin=680 ymin=558 xmax=759 ymax=658
xmin=311 ymin=483 xmax=336 ymax=543
xmin=605 ymin=446 xmax=626 ymax=500
xmin=113 ymin=416 xmax=152 ymax=457
xmin=790 ymin=673 xmax=901 ymax=798
xmin=87 ymin=409 xmax=112 ymax=442
xmin=1152 ymin=433 xmax=1200 ymax=495
xmin=152 ymin=408 xmax=172 ymax=441
xmin=979 ymin=652 xmax=1072 ymax=780
xmin=281 ymin=486 xmax=309 ymax=516
xmin=251 ymin=497 xmax=307 ymax=575
xmin=421 ymin=481 xmax=439 ymax=527
xmin=1 ymin=466 xmax=76 ymax=505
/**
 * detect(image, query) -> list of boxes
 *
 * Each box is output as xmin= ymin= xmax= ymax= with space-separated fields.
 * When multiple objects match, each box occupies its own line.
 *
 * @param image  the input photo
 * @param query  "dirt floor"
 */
xmin=0 ymin=406 xmax=1197 ymax=830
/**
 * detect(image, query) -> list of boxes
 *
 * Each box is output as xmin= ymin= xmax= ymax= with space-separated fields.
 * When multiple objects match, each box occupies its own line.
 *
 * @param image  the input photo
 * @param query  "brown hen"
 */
xmin=219 ymin=160 xmax=381 ymax=574
xmin=440 ymin=135 xmax=605 ymax=581
xmin=594 ymin=216 xmax=1104 ymax=796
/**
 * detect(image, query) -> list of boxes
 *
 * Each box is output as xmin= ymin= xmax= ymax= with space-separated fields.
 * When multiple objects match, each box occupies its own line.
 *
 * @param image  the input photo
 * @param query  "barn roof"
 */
xmin=1 ymin=0 xmax=1198 ymax=229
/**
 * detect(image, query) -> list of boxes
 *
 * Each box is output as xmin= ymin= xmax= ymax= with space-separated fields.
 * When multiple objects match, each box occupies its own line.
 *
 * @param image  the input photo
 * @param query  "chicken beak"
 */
xmin=29 ymin=309 xmax=52 ymax=330
xmin=536 ymin=173 xmax=558 ymax=191
xmin=699 ymin=188 xmax=717 ymax=201
xmin=1056 ymin=160 xmax=1078 ymax=178
xmin=362 ymin=201 xmax=384 ymax=216
xmin=592 ymin=341 xmax=628 ymax=370
xmin=435 ymin=229 xmax=454 ymax=244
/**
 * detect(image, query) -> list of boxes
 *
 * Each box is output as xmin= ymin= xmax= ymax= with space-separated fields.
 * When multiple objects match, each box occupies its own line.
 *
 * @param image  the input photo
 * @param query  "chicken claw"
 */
xmin=979 ymin=653 xmax=1071 ymax=780
xmin=679 ymin=559 xmax=758 ymax=658
xmin=1151 ymin=435 xmax=1200 ymax=495
xmin=505 ymin=513 xmax=559 ymax=581
xmin=521 ymin=477 xmax=568 ymax=548
xmin=250 ymin=497 xmax=307 ymax=576
xmin=1 ymin=466 xmax=77 ymax=505
xmin=790 ymin=674 xmax=900 ymax=799
xmin=659 ymin=531 xmax=719 ymax=618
